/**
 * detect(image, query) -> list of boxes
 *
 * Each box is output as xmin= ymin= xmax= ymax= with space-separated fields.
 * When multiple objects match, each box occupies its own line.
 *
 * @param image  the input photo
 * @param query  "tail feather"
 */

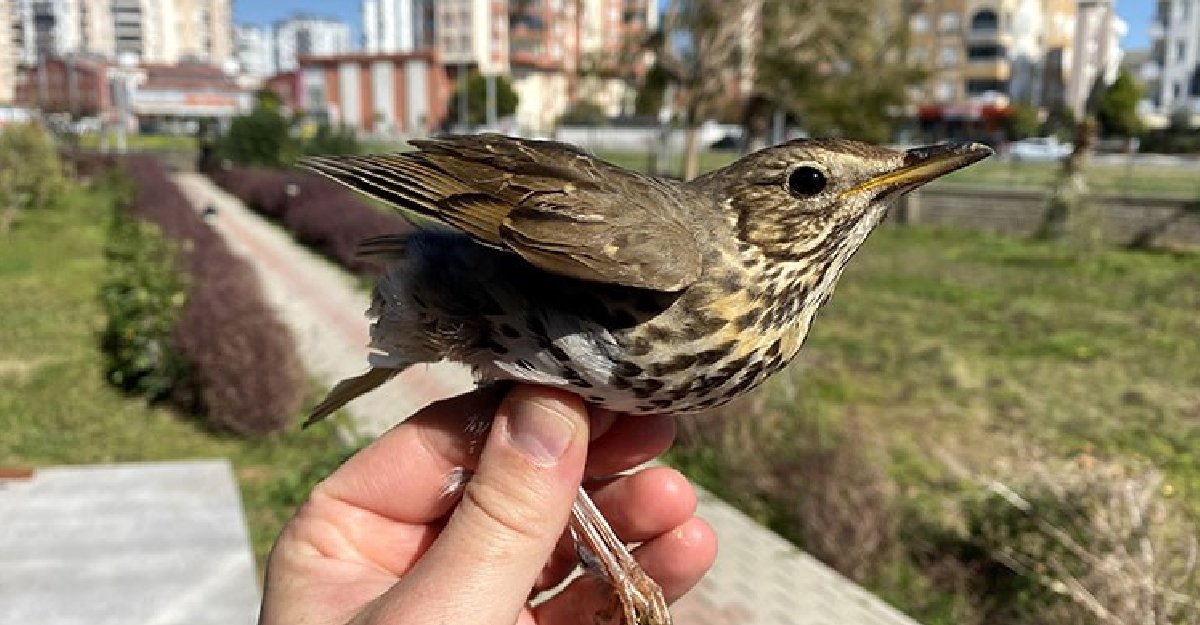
xmin=303 ymin=367 xmax=400 ymax=428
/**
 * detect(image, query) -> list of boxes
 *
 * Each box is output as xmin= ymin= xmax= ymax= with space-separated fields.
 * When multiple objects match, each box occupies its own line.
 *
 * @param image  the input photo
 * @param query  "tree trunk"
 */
xmin=683 ymin=123 xmax=701 ymax=181
xmin=1 ymin=204 xmax=16 ymax=235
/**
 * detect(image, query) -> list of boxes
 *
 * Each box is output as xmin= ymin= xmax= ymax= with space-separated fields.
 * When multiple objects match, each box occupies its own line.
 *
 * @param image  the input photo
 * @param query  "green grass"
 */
xmin=0 ymin=183 xmax=350 ymax=569
xmin=74 ymin=133 xmax=199 ymax=153
xmin=938 ymin=159 xmax=1200 ymax=197
xmin=802 ymin=226 xmax=1200 ymax=488
xmin=669 ymin=225 xmax=1200 ymax=624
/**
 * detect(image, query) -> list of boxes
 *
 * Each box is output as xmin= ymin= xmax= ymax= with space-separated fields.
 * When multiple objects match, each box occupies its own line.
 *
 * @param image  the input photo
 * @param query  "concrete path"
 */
xmin=0 ymin=460 xmax=259 ymax=625
xmin=174 ymin=173 xmax=921 ymax=625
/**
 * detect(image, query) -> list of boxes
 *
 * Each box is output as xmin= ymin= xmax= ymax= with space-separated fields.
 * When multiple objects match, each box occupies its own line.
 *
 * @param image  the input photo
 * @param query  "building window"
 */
xmin=971 ymin=9 xmax=998 ymax=32
xmin=1178 ymin=39 xmax=1188 ymax=62
xmin=940 ymin=45 xmax=959 ymax=66
xmin=935 ymin=80 xmax=955 ymax=102
xmin=938 ymin=12 xmax=960 ymax=34
xmin=910 ymin=46 xmax=929 ymax=64
xmin=967 ymin=44 xmax=1006 ymax=60
xmin=910 ymin=14 xmax=929 ymax=33
xmin=967 ymin=78 xmax=1007 ymax=95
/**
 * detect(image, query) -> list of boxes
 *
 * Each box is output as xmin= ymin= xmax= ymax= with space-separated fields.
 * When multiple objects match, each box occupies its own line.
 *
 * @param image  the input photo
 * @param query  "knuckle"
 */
xmin=460 ymin=476 xmax=552 ymax=544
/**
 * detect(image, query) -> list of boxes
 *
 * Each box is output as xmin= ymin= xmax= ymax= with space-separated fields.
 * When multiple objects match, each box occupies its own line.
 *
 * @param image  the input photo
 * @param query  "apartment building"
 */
xmin=907 ymin=0 xmax=1124 ymax=123
xmin=274 ymin=15 xmax=352 ymax=73
xmin=0 ymin=0 xmax=13 ymax=102
xmin=234 ymin=23 xmax=272 ymax=78
xmin=4 ymin=0 xmax=231 ymax=65
xmin=363 ymin=0 xmax=434 ymax=53
xmin=1145 ymin=0 xmax=1200 ymax=121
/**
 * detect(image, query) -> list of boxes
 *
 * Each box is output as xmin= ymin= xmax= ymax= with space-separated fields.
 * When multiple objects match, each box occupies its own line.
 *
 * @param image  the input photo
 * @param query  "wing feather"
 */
xmin=298 ymin=134 xmax=703 ymax=291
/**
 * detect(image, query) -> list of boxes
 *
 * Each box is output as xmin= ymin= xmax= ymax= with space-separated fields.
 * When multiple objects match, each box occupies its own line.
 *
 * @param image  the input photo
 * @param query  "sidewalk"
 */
xmin=174 ymin=172 xmax=921 ymax=625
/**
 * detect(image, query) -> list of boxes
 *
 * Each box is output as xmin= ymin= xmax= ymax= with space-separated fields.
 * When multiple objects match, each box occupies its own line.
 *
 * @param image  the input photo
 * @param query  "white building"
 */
xmin=1146 ymin=0 xmax=1200 ymax=123
xmin=436 ymin=0 xmax=508 ymax=75
xmin=235 ymin=24 xmax=273 ymax=78
xmin=0 ymin=0 xmax=13 ymax=102
xmin=4 ymin=0 xmax=231 ymax=67
xmin=362 ymin=0 xmax=433 ymax=53
xmin=273 ymin=15 xmax=352 ymax=73
xmin=1066 ymin=0 xmax=1126 ymax=118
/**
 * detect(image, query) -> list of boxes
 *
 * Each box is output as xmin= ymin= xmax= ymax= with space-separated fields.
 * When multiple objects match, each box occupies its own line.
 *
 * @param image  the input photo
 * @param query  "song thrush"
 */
xmin=299 ymin=134 xmax=992 ymax=624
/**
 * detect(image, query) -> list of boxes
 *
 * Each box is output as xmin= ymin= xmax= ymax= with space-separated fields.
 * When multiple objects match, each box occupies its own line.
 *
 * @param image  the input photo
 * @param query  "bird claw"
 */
xmin=572 ymin=487 xmax=672 ymax=625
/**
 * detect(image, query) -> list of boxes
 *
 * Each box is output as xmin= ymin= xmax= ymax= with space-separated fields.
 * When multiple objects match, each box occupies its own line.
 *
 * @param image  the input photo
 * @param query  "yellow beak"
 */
xmin=844 ymin=142 xmax=994 ymax=199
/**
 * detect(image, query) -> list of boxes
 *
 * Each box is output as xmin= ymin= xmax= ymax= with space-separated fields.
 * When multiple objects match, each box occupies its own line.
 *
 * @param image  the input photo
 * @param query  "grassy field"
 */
xmin=669 ymin=224 xmax=1200 ymax=623
xmin=73 ymin=132 xmax=199 ymax=153
xmin=0 ymin=182 xmax=350 ymax=568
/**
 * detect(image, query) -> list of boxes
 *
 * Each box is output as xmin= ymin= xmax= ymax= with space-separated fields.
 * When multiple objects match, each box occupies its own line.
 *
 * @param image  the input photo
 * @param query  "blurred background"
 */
xmin=2 ymin=2 xmax=1200 ymax=625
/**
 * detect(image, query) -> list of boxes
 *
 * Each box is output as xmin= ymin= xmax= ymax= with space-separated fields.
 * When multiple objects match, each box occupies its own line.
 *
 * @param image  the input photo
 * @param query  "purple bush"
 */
xmin=121 ymin=156 xmax=304 ymax=435
xmin=208 ymin=165 xmax=411 ymax=275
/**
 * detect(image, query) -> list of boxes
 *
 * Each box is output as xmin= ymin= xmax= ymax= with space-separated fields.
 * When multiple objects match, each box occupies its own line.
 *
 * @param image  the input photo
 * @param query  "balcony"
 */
xmin=964 ymin=59 xmax=1010 ymax=80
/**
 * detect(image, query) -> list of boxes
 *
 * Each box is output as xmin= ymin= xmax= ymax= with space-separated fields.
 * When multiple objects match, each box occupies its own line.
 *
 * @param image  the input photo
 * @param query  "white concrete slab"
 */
xmin=0 ymin=459 xmax=260 ymax=625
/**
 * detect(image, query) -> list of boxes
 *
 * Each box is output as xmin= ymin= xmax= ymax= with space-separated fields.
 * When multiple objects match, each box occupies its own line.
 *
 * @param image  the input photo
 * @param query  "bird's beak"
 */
xmin=844 ymin=142 xmax=994 ymax=199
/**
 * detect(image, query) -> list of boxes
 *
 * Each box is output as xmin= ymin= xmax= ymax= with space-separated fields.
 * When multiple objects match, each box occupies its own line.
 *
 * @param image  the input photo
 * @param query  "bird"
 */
xmin=298 ymin=134 xmax=992 ymax=624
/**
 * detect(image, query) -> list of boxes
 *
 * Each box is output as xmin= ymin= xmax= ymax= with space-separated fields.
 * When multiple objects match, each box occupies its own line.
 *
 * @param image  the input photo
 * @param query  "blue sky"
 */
xmin=235 ymin=1 xmax=1156 ymax=51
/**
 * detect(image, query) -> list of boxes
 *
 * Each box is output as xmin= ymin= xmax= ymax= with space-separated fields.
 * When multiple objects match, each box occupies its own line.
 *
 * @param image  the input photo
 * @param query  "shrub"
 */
xmin=109 ymin=156 xmax=305 ymax=435
xmin=100 ymin=213 xmax=190 ymax=399
xmin=0 ymin=122 xmax=68 ymax=233
xmin=207 ymin=165 xmax=411 ymax=275
xmin=955 ymin=456 xmax=1200 ymax=625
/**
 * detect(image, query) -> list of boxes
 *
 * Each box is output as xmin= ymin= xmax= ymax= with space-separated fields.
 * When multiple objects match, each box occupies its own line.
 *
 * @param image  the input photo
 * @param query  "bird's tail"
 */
xmin=303 ymin=367 xmax=401 ymax=428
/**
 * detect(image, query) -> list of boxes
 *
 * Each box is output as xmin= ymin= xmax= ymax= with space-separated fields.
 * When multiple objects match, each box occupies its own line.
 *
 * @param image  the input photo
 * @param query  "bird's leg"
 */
xmin=571 ymin=486 xmax=671 ymax=625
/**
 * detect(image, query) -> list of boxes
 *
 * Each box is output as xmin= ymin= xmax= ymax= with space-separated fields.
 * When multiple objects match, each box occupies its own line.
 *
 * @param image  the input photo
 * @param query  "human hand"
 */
xmin=259 ymin=384 xmax=717 ymax=625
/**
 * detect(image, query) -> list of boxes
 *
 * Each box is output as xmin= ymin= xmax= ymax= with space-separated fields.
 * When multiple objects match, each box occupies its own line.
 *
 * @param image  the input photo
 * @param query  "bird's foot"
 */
xmin=572 ymin=487 xmax=671 ymax=625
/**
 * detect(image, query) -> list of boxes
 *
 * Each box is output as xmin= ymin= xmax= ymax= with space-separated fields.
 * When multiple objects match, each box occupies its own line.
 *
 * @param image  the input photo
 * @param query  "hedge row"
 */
xmin=106 ymin=156 xmax=304 ymax=435
xmin=206 ymin=165 xmax=411 ymax=275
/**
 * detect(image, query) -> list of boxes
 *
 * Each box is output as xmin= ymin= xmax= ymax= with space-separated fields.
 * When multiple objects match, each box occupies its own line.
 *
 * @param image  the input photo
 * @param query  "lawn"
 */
xmin=74 ymin=132 xmax=199 ymax=153
xmin=669 ymin=224 xmax=1200 ymax=624
xmin=0 ymin=182 xmax=350 ymax=568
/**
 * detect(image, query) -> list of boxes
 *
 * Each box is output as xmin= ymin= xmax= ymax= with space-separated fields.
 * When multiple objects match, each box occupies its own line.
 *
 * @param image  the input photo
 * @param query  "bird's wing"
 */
xmin=298 ymin=134 xmax=703 ymax=292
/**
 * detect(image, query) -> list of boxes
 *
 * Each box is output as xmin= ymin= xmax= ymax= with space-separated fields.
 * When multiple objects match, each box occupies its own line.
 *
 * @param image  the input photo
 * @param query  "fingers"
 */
xmin=356 ymin=386 xmax=591 ymax=625
xmin=584 ymin=413 xmax=676 ymax=478
xmin=534 ymin=517 xmax=718 ymax=624
xmin=314 ymin=385 xmax=509 ymax=524
xmin=314 ymin=387 xmax=677 ymax=526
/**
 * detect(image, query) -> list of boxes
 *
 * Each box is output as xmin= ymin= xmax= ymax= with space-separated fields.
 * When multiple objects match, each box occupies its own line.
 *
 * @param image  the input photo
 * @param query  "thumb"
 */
xmin=372 ymin=386 xmax=589 ymax=625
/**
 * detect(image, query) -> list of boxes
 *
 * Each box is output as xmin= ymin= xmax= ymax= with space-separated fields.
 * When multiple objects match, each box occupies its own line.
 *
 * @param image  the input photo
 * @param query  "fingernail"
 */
xmin=508 ymin=398 xmax=577 ymax=466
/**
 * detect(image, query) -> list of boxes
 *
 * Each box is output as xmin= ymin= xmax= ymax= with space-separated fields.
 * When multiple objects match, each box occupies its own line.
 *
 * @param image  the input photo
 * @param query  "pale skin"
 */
xmin=260 ymin=385 xmax=718 ymax=625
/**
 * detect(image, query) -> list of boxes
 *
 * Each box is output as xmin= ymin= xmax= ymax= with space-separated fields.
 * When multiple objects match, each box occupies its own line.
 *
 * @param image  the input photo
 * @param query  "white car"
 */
xmin=1008 ymin=137 xmax=1073 ymax=161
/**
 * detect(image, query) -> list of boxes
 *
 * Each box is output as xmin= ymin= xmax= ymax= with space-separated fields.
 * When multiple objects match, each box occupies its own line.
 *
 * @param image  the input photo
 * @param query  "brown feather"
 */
xmin=297 ymin=134 xmax=704 ymax=292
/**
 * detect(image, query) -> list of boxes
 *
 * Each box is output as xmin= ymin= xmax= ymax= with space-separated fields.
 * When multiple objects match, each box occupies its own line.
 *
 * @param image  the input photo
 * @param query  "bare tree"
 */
xmin=655 ymin=0 xmax=757 ymax=180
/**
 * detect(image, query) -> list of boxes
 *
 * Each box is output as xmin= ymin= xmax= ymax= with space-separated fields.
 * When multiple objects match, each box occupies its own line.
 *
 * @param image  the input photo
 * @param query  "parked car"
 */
xmin=1008 ymin=137 xmax=1073 ymax=161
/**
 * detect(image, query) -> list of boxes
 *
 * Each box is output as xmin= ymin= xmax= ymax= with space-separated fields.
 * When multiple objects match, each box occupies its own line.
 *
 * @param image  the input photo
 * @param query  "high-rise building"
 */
xmin=0 ymin=0 xmax=13 ymax=102
xmin=235 ymin=24 xmax=273 ymax=77
xmin=274 ymin=15 xmax=352 ymax=73
xmin=1146 ymin=0 xmax=1200 ymax=120
xmin=362 ymin=0 xmax=433 ymax=53
xmin=571 ymin=0 xmax=658 ymax=118
xmin=436 ymin=0 xmax=508 ymax=75
xmin=906 ymin=0 xmax=1126 ymax=117
xmin=4 ymin=0 xmax=231 ymax=66
xmin=1066 ymin=0 xmax=1125 ymax=116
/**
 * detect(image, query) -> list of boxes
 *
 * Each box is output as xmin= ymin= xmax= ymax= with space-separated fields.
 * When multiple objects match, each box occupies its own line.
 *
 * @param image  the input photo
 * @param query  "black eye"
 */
xmin=787 ymin=166 xmax=827 ymax=197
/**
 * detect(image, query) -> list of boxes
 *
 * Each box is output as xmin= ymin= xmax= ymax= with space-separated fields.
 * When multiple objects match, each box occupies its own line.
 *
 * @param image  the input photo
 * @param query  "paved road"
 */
xmin=174 ymin=172 xmax=921 ymax=625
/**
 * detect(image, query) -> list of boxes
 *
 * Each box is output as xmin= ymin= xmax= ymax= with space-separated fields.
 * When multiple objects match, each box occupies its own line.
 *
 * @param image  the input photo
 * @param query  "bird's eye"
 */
xmin=787 ymin=166 xmax=827 ymax=197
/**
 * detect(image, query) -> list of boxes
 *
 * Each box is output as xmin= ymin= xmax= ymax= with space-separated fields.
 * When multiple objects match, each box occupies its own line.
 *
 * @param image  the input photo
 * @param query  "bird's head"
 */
xmin=696 ymin=139 xmax=993 ymax=262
